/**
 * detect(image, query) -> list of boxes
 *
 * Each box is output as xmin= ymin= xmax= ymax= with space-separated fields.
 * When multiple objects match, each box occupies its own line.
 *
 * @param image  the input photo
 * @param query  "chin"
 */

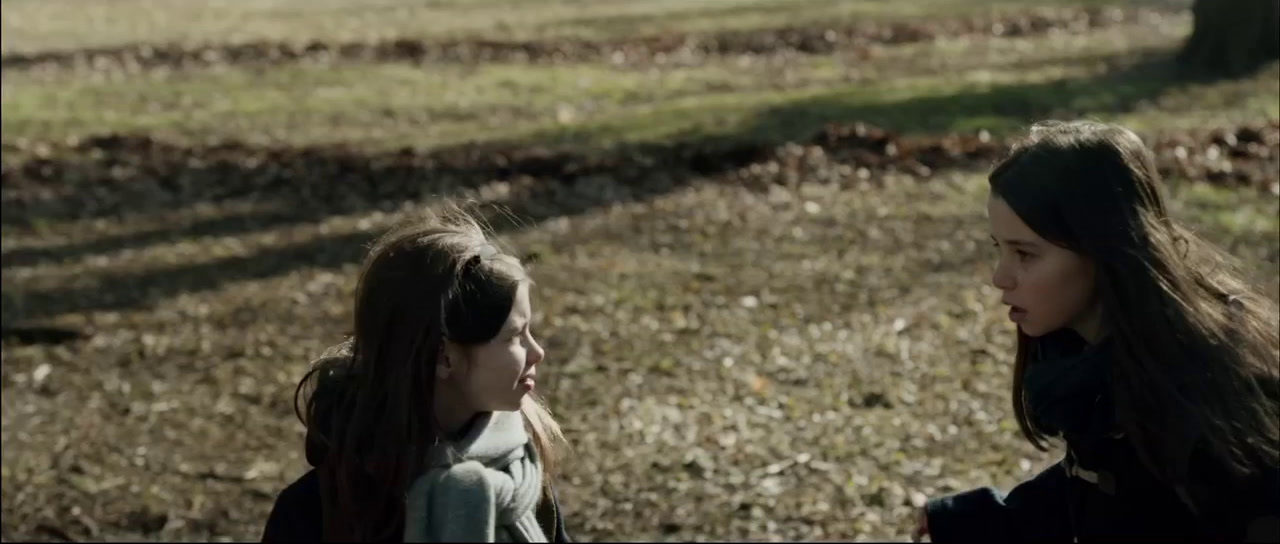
xmin=1017 ymin=323 xmax=1051 ymax=337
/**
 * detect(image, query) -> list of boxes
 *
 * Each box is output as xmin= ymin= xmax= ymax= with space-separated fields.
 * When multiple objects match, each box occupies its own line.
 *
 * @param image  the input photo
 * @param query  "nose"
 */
xmin=526 ymin=335 xmax=545 ymax=368
xmin=991 ymin=257 xmax=1017 ymax=292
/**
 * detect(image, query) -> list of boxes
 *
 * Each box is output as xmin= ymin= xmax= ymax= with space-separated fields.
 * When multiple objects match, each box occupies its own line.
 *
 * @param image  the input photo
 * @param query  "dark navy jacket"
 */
xmin=925 ymin=330 xmax=1280 ymax=542
xmin=925 ymin=438 xmax=1279 ymax=542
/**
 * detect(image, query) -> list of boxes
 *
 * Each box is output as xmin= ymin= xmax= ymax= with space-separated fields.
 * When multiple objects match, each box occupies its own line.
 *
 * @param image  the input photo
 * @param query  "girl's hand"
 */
xmin=911 ymin=508 xmax=929 ymax=543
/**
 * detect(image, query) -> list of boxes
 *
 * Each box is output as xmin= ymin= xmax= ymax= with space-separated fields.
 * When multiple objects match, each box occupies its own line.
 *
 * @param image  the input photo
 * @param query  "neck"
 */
xmin=433 ymin=389 xmax=479 ymax=439
xmin=1070 ymin=301 xmax=1108 ymax=345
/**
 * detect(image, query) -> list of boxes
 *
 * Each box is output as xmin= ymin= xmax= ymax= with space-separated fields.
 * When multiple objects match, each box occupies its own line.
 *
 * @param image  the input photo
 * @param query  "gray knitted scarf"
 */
xmin=404 ymin=410 xmax=548 ymax=543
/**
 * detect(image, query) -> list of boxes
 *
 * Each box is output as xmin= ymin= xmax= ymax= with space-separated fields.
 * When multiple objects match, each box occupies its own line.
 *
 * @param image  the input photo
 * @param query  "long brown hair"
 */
xmin=992 ymin=120 xmax=1279 ymax=506
xmin=292 ymin=204 xmax=567 ymax=541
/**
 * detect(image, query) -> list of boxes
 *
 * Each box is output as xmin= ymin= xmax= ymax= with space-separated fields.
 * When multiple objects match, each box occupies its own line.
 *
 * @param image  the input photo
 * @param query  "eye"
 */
xmin=1015 ymin=249 xmax=1035 ymax=261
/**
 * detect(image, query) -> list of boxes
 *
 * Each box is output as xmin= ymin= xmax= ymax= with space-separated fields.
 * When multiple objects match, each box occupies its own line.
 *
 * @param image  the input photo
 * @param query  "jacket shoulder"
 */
xmin=262 ymin=469 xmax=323 ymax=543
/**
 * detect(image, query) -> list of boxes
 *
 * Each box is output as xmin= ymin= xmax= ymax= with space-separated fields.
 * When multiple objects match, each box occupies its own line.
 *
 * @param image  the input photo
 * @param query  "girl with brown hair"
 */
xmin=263 ymin=205 xmax=571 ymax=542
xmin=916 ymin=121 xmax=1280 ymax=542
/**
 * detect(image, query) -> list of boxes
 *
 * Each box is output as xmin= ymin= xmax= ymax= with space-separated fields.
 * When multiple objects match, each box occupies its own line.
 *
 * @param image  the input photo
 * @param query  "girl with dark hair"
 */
xmin=915 ymin=120 xmax=1280 ymax=542
xmin=262 ymin=205 xmax=571 ymax=542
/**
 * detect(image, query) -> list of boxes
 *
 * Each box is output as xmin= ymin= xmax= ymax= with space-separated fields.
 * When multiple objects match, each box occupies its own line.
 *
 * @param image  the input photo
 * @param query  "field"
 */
xmin=2 ymin=0 xmax=1277 ymax=541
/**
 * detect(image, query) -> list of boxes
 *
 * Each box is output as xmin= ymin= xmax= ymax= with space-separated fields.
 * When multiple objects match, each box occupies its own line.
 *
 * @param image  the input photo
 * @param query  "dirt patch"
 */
xmin=3 ymin=119 xmax=1275 ymax=231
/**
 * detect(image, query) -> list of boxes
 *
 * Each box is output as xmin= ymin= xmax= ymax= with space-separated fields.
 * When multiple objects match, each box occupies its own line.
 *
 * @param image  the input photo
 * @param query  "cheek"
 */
xmin=1024 ymin=258 xmax=1095 ymax=327
xmin=467 ymin=345 xmax=525 ymax=388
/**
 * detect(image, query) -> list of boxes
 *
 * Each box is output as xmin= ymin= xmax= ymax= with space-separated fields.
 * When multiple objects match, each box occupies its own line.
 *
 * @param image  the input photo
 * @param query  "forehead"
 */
xmin=503 ymin=283 xmax=532 ymax=325
xmin=987 ymin=195 xmax=1042 ymax=241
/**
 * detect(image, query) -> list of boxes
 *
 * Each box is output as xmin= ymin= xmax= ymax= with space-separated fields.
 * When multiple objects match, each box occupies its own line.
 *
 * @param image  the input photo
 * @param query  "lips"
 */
xmin=1007 ymin=305 xmax=1028 ymax=323
xmin=518 ymin=373 xmax=536 ymax=391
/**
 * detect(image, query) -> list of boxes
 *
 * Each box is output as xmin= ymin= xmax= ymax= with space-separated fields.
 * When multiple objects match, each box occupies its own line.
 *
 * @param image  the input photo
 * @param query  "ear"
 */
xmin=437 ymin=342 xmax=466 ymax=380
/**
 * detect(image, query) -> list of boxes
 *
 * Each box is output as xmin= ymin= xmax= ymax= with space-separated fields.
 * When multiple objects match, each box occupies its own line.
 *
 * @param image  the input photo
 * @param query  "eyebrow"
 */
xmin=990 ymin=235 xmax=1040 ymax=248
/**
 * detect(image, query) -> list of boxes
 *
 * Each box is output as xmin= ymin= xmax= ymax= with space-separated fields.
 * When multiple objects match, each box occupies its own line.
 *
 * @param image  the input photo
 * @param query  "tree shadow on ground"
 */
xmin=0 ymin=47 xmax=1206 ymax=325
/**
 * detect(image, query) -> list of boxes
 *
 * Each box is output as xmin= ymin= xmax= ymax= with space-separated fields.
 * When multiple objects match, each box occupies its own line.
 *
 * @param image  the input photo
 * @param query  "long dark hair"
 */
xmin=992 ymin=120 xmax=1279 ymax=507
xmin=292 ymin=204 xmax=566 ymax=541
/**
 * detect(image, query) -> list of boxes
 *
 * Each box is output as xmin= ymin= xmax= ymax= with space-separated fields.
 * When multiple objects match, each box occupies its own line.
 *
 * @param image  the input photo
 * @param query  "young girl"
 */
xmin=915 ymin=121 xmax=1280 ymax=542
xmin=262 ymin=206 xmax=572 ymax=542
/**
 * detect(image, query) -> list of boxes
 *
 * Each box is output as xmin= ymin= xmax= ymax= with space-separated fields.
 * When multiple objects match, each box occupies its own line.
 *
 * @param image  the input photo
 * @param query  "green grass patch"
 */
xmin=9 ymin=30 xmax=1274 ymax=154
xmin=13 ymin=12 xmax=1270 ymax=155
xmin=2 ymin=0 xmax=1184 ymax=52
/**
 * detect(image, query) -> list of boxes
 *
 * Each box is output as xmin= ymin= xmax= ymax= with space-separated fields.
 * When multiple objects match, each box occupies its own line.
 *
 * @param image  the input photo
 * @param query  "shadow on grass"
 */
xmin=743 ymin=49 xmax=1182 ymax=137
xmin=0 ymin=207 xmax=300 ymax=269
xmin=530 ymin=47 xmax=1188 ymax=149
xmin=0 ymin=48 xmax=1204 ymax=323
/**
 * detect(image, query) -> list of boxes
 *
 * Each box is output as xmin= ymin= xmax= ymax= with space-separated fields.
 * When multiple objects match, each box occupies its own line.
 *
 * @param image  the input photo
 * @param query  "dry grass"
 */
xmin=2 ymin=169 xmax=1274 ymax=541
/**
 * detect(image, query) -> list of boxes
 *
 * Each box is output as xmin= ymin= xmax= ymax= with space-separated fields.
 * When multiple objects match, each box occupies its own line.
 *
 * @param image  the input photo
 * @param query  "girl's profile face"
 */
xmin=443 ymin=282 xmax=545 ymax=413
xmin=987 ymin=195 xmax=1102 ymax=340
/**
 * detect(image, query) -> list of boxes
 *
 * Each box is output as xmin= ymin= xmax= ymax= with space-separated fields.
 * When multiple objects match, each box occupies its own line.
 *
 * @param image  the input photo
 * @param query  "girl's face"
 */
xmin=988 ymin=195 xmax=1103 ymax=341
xmin=441 ymin=282 xmax=545 ymax=413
